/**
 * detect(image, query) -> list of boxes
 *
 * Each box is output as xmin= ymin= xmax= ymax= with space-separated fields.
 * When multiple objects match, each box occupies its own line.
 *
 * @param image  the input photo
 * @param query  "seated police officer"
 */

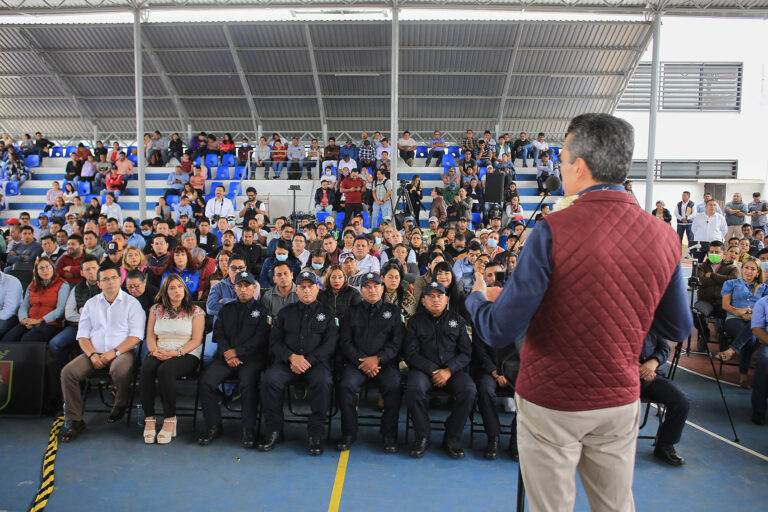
xmin=257 ymin=271 xmax=338 ymax=456
xmin=405 ymin=281 xmax=476 ymax=459
xmin=640 ymin=331 xmax=690 ymax=466
xmin=198 ymin=271 xmax=271 ymax=448
xmin=472 ymin=330 xmax=512 ymax=460
xmin=337 ymin=272 xmax=405 ymax=453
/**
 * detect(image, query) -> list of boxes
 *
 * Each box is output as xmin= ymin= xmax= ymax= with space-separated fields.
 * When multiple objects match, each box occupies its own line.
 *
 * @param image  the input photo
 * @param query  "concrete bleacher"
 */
xmin=1 ymin=154 xmax=557 ymax=228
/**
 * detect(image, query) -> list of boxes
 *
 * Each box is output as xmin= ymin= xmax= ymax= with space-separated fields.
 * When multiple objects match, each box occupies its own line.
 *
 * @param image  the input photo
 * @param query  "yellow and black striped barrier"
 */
xmin=29 ymin=416 xmax=64 ymax=512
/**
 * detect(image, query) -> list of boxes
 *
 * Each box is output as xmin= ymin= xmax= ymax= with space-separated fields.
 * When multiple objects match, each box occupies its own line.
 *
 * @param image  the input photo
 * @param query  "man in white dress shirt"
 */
xmin=691 ymin=199 xmax=728 ymax=263
xmin=205 ymin=185 xmax=235 ymax=221
xmin=59 ymin=266 xmax=146 ymax=442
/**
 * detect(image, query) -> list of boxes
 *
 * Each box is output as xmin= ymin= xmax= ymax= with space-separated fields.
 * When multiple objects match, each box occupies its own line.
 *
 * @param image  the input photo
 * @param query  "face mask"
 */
xmin=142 ymin=230 xmax=152 ymax=237
xmin=487 ymin=239 xmax=498 ymax=248
xmin=707 ymin=253 xmax=723 ymax=264
xmin=762 ymin=261 xmax=768 ymax=272
xmin=275 ymin=254 xmax=288 ymax=262
xmin=375 ymin=237 xmax=382 ymax=245
xmin=312 ymin=263 xmax=324 ymax=271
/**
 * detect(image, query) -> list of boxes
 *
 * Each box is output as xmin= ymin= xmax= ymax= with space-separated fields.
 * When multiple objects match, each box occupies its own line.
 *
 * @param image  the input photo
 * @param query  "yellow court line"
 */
xmin=328 ymin=450 xmax=350 ymax=512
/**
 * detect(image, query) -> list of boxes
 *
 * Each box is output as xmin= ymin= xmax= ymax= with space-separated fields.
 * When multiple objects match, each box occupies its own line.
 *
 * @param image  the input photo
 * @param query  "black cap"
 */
xmin=234 ymin=271 xmax=256 ymax=285
xmin=297 ymin=271 xmax=319 ymax=285
xmin=360 ymin=272 xmax=382 ymax=286
xmin=424 ymin=281 xmax=447 ymax=295
xmin=106 ymin=241 xmax=120 ymax=254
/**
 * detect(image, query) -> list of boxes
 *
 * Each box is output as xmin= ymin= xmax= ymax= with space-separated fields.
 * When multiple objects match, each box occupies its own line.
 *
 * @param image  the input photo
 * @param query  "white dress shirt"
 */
xmin=100 ymin=203 xmax=123 ymax=224
xmin=205 ymin=197 xmax=235 ymax=219
xmin=691 ymin=212 xmax=728 ymax=243
xmin=76 ymin=290 xmax=146 ymax=353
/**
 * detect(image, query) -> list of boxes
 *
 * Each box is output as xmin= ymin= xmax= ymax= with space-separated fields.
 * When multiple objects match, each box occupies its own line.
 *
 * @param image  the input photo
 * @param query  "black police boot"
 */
xmin=383 ymin=435 xmax=399 ymax=454
xmin=107 ymin=406 xmax=126 ymax=423
xmin=442 ymin=436 xmax=465 ymax=459
xmin=409 ymin=437 xmax=429 ymax=458
xmin=256 ymin=431 xmax=283 ymax=452
xmin=242 ymin=428 xmax=256 ymax=449
xmin=484 ymin=435 xmax=500 ymax=460
xmin=653 ymin=443 xmax=685 ymax=466
xmin=308 ymin=436 xmax=324 ymax=456
xmin=752 ymin=411 xmax=766 ymax=425
xmin=336 ymin=435 xmax=354 ymax=452
xmin=197 ymin=424 xmax=223 ymax=446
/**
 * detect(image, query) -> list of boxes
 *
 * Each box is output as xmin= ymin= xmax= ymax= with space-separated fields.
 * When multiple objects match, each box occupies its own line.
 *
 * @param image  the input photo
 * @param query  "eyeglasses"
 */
xmin=100 ymin=275 xmax=121 ymax=282
xmin=126 ymin=283 xmax=144 ymax=290
xmin=229 ymin=265 xmax=247 ymax=271
xmin=37 ymin=265 xmax=53 ymax=271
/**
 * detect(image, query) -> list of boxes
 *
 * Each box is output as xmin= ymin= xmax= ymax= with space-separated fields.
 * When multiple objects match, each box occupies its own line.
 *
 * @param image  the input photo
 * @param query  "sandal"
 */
xmin=714 ymin=348 xmax=736 ymax=362
xmin=143 ymin=417 xmax=157 ymax=444
xmin=157 ymin=417 xmax=177 ymax=445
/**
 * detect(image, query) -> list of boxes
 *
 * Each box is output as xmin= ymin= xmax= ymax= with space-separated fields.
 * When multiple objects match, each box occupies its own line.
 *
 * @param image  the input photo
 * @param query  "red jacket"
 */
xmin=56 ymin=253 xmax=86 ymax=284
xmin=516 ymin=191 xmax=681 ymax=411
xmin=28 ymin=277 xmax=68 ymax=326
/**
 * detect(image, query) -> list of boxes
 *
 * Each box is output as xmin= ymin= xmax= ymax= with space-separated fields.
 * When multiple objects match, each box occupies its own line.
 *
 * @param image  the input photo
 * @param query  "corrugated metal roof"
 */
xmin=0 ymin=19 xmax=651 ymax=139
xmin=310 ymin=23 xmax=390 ymax=47
xmin=239 ymin=49 xmax=311 ymax=73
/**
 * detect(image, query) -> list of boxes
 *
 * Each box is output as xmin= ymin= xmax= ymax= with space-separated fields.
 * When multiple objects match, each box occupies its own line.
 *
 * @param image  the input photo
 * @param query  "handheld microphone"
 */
xmin=544 ymin=175 xmax=562 ymax=193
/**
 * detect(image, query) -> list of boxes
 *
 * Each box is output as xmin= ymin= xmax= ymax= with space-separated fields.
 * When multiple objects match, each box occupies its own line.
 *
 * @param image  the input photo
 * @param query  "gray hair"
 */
xmin=180 ymin=232 xmax=196 ymax=243
xmin=189 ymin=247 xmax=206 ymax=261
xmin=565 ymin=113 xmax=634 ymax=184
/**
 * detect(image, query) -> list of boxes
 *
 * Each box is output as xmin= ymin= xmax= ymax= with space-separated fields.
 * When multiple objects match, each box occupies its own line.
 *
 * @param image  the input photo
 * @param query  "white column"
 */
xmin=134 ymin=7 xmax=146 ymax=220
xmin=645 ymin=11 xmax=661 ymax=211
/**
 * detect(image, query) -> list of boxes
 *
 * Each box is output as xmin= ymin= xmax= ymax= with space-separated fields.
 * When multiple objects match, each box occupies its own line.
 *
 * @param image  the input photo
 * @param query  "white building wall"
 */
xmin=614 ymin=16 xmax=768 ymax=214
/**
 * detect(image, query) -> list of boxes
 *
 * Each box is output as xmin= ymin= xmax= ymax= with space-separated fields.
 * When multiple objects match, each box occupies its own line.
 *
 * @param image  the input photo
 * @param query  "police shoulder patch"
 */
xmin=267 ymin=315 xmax=272 ymax=326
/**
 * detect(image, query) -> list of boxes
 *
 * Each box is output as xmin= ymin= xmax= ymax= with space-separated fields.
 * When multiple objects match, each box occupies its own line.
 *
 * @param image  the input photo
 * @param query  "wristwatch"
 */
xmin=114 ymin=349 xmax=121 ymax=357
xmin=177 ymin=349 xmax=183 ymax=357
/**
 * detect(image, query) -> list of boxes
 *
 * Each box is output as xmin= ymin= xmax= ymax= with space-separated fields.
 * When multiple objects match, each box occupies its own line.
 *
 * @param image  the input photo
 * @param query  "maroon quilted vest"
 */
xmin=515 ymin=190 xmax=680 ymax=411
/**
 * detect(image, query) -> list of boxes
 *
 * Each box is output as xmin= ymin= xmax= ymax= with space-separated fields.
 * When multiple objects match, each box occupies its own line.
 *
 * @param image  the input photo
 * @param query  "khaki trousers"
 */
xmin=61 ymin=352 xmax=136 ymax=422
xmin=515 ymin=395 xmax=641 ymax=512
xmin=726 ymin=224 xmax=743 ymax=242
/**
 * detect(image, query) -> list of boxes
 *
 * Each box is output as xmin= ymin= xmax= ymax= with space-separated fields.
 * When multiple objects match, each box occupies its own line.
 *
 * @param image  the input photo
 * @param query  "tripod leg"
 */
xmin=703 ymin=344 xmax=740 ymax=442
xmin=516 ymin=462 xmax=526 ymax=512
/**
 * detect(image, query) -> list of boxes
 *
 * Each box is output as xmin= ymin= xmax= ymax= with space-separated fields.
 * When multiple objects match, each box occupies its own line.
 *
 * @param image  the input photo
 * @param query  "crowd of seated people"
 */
xmin=3 ymin=125 xmax=768 ymax=467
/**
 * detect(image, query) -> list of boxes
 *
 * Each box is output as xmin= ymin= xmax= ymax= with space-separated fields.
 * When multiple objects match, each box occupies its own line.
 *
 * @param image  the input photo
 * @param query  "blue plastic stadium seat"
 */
xmin=166 ymin=195 xmax=180 ymax=207
xmin=471 ymin=212 xmax=482 ymax=228
xmin=221 ymin=154 xmax=235 ymax=167
xmin=205 ymin=154 xmax=219 ymax=168
xmin=209 ymin=181 xmax=224 ymax=196
xmin=335 ymin=212 xmax=345 ymax=227
xmin=316 ymin=212 xmax=330 ymax=223
xmin=441 ymin=154 xmax=456 ymax=168
xmin=77 ymin=181 xmax=91 ymax=196
xmin=361 ymin=211 xmax=370 ymax=229
xmin=194 ymin=156 xmax=202 ymax=167
xmin=233 ymin=166 xmax=246 ymax=181
xmin=5 ymin=182 xmax=19 ymax=196
xmin=416 ymin=146 xmax=428 ymax=158
xmin=228 ymin=181 xmax=241 ymax=197
xmin=51 ymin=146 xmax=63 ymax=158
xmin=448 ymin=145 xmax=460 ymax=158
xmin=25 ymin=154 xmax=40 ymax=168
xmin=64 ymin=145 xmax=77 ymax=157
xmin=215 ymin=166 xmax=231 ymax=180
xmin=478 ymin=167 xmax=487 ymax=180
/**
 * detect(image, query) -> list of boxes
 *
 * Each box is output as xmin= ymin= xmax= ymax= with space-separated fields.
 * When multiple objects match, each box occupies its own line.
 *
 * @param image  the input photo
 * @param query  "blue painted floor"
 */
xmin=2 ymin=364 xmax=767 ymax=512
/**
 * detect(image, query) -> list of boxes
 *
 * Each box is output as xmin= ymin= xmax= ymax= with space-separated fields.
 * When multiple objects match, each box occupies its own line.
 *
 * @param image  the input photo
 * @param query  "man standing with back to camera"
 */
xmin=466 ymin=113 xmax=692 ymax=512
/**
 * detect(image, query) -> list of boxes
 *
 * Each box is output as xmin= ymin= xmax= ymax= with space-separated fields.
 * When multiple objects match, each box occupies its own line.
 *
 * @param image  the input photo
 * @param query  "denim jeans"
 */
xmin=48 ymin=325 xmax=78 ymax=366
xmin=516 ymin=143 xmax=534 ymax=166
xmin=372 ymin=200 xmax=391 ymax=228
xmin=0 ymin=317 xmax=19 ymax=339
xmin=100 ymin=189 xmax=122 ymax=201
xmin=425 ymin=149 xmax=444 ymax=166
xmin=725 ymin=317 xmax=758 ymax=374
xmin=270 ymin=161 xmax=286 ymax=178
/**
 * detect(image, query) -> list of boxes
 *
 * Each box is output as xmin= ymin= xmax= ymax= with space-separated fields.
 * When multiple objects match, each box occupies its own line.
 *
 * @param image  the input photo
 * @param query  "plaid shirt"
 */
xmin=460 ymin=136 xmax=478 ymax=153
xmin=359 ymin=146 xmax=376 ymax=161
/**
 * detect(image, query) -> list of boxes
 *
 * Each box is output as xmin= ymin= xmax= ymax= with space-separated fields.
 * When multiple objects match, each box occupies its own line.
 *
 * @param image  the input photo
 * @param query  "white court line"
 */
xmin=648 ymin=397 xmax=768 ymax=463
xmin=675 ymin=364 xmax=739 ymax=387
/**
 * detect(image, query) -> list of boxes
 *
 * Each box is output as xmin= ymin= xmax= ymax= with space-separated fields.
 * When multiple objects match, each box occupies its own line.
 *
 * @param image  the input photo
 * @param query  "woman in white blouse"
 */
xmin=140 ymin=274 xmax=204 ymax=444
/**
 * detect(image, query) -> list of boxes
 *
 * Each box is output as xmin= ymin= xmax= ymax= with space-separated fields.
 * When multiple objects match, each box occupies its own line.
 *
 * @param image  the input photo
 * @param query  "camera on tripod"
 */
xmin=688 ymin=260 xmax=701 ymax=290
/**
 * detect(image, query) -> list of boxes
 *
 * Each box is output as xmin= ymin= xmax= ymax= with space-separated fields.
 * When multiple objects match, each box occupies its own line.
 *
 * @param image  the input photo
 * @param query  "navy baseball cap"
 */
xmin=297 ymin=271 xmax=319 ymax=285
xmin=234 ymin=271 xmax=256 ymax=285
xmin=425 ymin=281 xmax=446 ymax=295
xmin=360 ymin=272 xmax=382 ymax=286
